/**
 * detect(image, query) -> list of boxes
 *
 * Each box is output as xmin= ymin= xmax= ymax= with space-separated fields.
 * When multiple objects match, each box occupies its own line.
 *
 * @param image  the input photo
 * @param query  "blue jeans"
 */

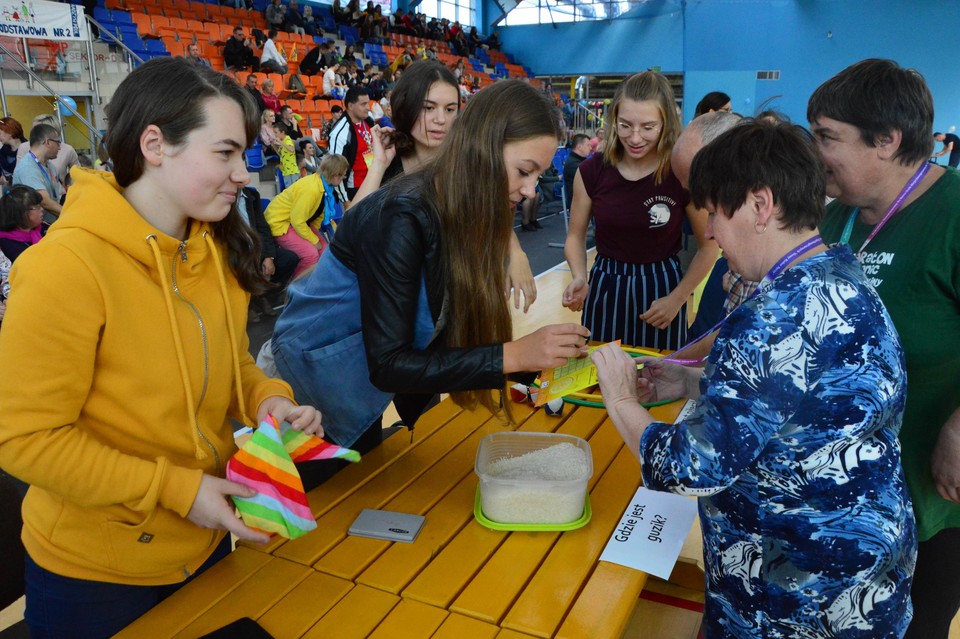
xmin=24 ymin=534 xmax=231 ymax=639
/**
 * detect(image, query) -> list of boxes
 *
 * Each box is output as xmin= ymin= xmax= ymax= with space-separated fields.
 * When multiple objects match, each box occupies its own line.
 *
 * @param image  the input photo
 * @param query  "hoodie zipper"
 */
xmin=171 ymin=240 xmax=220 ymax=475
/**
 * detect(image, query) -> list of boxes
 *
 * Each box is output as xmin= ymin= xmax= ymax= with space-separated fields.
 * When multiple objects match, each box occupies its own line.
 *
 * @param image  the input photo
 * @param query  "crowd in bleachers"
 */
xmin=82 ymin=0 xmax=537 ymax=133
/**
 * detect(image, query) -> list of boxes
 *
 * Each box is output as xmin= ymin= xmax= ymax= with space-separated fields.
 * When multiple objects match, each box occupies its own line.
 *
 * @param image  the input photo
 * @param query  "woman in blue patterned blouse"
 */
xmin=592 ymin=121 xmax=916 ymax=638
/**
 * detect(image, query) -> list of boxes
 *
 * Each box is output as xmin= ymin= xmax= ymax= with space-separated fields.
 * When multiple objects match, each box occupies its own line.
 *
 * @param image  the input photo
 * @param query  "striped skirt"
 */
xmin=581 ymin=254 xmax=687 ymax=350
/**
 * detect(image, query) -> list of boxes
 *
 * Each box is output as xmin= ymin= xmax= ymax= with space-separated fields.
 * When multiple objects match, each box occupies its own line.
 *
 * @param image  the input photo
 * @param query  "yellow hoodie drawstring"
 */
xmin=146 ymin=234 xmax=208 ymax=462
xmin=202 ymin=231 xmax=251 ymax=427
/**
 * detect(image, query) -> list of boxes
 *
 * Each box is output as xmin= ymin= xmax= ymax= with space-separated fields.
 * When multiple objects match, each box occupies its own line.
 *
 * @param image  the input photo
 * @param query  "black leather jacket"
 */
xmin=330 ymin=173 xmax=505 ymax=405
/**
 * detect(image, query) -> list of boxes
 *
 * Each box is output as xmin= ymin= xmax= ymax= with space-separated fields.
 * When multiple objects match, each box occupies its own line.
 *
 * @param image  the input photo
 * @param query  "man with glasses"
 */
xmin=16 ymin=113 xmax=78 ymax=190
xmin=12 ymin=123 xmax=62 ymax=218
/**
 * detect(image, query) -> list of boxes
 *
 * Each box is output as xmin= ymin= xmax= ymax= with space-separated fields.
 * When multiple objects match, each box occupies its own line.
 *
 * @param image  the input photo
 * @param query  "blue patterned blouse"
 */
xmin=640 ymin=245 xmax=917 ymax=639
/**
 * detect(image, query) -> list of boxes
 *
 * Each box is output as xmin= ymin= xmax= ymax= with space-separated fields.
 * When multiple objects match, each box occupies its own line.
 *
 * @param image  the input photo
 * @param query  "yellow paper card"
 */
xmin=535 ymin=340 xmax=620 ymax=406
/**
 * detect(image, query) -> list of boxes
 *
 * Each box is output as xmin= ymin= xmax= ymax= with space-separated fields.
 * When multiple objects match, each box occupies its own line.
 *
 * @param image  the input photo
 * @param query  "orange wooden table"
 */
xmin=116 ymin=393 xmax=686 ymax=639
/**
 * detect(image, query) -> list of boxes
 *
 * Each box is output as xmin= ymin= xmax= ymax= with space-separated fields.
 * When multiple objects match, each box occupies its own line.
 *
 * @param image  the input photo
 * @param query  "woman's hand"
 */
xmin=370 ymin=124 xmax=396 ymax=167
xmin=590 ymin=343 xmax=640 ymax=410
xmin=634 ymin=357 xmax=692 ymax=404
xmin=187 ymin=475 xmax=271 ymax=544
xmin=503 ymin=323 xmax=591 ymax=373
xmin=257 ymin=396 xmax=323 ymax=437
xmin=261 ymin=256 xmax=276 ymax=278
xmin=505 ymin=241 xmax=536 ymax=313
xmin=639 ymin=293 xmax=684 ymax=330
xmin=562 ymin=276 xmax=589 ymax=312
xmin=932 ymin=408 xmax=960 ymax=503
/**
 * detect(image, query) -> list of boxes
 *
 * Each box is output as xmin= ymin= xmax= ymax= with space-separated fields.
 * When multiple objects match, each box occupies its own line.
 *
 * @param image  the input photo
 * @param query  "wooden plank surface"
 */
xmin=257 ymin=570 xmax=354 ymax=638
xmin=114 ymin=547 xmax=272 ymax=638
xmin=174 ymin=557 xmax=312 ymax=639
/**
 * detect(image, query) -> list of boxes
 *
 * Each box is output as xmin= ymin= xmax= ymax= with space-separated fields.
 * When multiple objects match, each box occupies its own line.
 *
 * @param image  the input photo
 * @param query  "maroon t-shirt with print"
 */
xmin=578 ymin=153 xmax=690 ymax=265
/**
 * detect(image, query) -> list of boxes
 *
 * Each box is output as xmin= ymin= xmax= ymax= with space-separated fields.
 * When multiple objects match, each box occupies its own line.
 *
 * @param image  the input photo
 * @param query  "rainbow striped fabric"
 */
xmin=227 ymin=415 xmax=360 ymax=539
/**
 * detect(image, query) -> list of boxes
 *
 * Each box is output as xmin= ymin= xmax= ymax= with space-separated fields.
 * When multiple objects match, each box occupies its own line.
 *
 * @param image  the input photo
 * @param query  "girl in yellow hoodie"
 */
xmin=0 ymin=58 xmax=322 ymax=638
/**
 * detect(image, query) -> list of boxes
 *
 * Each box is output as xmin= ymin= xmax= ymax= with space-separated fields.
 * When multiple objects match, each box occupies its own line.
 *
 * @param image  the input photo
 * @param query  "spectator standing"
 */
xmin=562 ymin=133 xmax=590 ymax=208
xmin=13 ymin=123 xmax=62 ymax=218
xmin=302 ymin=5 xmax=318 ymax=36
xmin=0 ymin=186 xmax=45 ymax=262
xmin=562 ymin=71 xmax=719 ymax=349
xmin=265 ymin=0 xmax=285 ymax=31
xmin=0 ymin=58 xmax=321 ymax=638
xmin=811 ymin=58 xmax=960 ymax=639
xmin=285 ymin=0 xmax=306 ymax=35
xmin=260 ymin=29 xmax=289 ymax=74
xmin=933 ymin=131 xmax=960 ymax=168
xmin=327 ymin=86 xmax=374 ymax=199
xmin=0 ymin=117 xmax=26 ymax=183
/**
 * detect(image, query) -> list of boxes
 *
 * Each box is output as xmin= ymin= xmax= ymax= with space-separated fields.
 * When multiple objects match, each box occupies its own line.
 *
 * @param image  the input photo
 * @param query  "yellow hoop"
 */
xmin=562 ymin=345 xmax=663 ymax=403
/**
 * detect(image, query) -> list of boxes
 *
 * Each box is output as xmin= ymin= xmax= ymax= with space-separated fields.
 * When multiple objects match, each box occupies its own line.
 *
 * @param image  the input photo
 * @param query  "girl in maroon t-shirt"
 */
xmin=562 ymin=71 xmax=718 ymax=350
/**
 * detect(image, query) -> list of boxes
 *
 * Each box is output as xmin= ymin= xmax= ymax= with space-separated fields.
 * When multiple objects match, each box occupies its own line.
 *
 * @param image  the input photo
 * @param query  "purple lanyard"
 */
xmin=665 ymin=235 xmax=825 ymax=366
xmin=839 ymin=161 xmax=930 ymax=255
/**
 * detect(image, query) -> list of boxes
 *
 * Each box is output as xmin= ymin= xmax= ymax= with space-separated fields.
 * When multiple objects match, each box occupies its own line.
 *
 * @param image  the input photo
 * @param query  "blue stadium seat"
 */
xmin=244 ymin=142 xmax=265 ymax=171
xmin=144 ymin=39 xmax=168 ymax=54
xmin=92 ymin=7 xmax=111 ymax=23
xmin=112 ymin=11 xmax=133 ymax=24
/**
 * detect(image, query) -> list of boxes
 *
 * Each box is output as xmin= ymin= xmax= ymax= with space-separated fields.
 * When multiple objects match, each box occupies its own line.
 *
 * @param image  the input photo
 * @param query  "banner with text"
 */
xmin=0 ymin=0 xmax=88 ymax=41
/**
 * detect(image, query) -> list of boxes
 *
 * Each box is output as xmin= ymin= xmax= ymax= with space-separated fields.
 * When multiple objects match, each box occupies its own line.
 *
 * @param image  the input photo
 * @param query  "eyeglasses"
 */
xmin=616 ymin=120 xmax=662 ymax=135
xmin=45 ymin=138 xmax=62 ymax=146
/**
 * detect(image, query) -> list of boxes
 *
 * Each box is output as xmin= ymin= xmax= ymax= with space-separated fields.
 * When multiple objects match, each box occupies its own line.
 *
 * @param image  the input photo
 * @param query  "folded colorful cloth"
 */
xmin=227 ymin=414 xmax=360 ymax=538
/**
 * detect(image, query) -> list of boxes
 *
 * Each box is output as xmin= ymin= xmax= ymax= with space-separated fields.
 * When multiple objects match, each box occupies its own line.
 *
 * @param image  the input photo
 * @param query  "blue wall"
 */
xmin=499 ymin=0 xmax=960 ymax=133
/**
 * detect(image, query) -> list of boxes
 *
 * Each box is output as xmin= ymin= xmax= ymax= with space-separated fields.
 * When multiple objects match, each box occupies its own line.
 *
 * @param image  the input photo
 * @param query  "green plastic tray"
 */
xmin=473 ymin=486 xmax=592 ymax=532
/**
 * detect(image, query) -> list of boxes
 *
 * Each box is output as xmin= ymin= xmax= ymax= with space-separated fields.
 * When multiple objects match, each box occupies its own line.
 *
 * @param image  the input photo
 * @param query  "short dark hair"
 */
xmin=343 ymin=85 xmax=369 ymax=106
xmin=689 ymin=120 xmax=825 ymax=233
xmin=694 ymin=91 xmax=730 ymax=117
xmin=268 ymin=28 xmax=278 ymax=39
xmin=807 ymin=58 xmax=934 ymax=166
xmin=279 ymin=104 xmax=292 ymax=115
xmin=571 ymin=133 xmax=589 ymax=148
xmin=233 ymin=26 xmax=243 ymax=33
xmin=0 ymin=185 xmax=42 ymax=231
xmin=330 ymin=105 xmax=343 ymax=114
xmin=29 ymin=123 xmax=58 ymax=147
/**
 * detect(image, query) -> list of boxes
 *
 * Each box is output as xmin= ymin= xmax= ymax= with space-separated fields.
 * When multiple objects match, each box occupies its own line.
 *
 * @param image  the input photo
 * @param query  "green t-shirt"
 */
xmin=819 ymin=168 xmax=960 ymax=541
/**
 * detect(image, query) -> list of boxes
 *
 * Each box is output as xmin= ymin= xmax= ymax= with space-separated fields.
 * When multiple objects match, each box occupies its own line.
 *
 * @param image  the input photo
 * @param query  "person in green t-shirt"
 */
xmin=809 ymin=58 xmax=960 ymax=639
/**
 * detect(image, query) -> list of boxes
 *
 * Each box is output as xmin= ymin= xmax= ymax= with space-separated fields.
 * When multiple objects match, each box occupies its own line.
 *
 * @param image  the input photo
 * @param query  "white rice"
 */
xmin=482 ymin=443 xmax=589 ymax=524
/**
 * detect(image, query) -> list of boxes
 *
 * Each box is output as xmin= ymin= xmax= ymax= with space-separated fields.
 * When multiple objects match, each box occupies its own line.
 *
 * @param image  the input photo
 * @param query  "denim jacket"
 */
xmin=273 ymin=174 xmax=504 ymax=446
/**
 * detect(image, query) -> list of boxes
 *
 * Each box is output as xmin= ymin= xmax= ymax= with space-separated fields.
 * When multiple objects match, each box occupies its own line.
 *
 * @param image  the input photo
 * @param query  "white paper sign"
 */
xmin=0 ymin=0 xmax=89 ymax=41
xmin=599 ymin=486 xmax=698 ymax=579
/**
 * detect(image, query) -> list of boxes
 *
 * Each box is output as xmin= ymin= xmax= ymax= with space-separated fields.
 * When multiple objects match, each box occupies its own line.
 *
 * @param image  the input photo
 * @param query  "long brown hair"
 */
xmin=603 ymin=71 xmax=680 ymax=184
xmin=390 ymin=60 xmax=459 ymax=158
xmin=106 ymin=57 xmax=267 ymax=293
xmin=429 ymin=80 xmax=562 ymax=417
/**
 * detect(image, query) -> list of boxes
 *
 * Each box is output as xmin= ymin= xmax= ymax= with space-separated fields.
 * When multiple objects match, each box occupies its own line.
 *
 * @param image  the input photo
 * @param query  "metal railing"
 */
xmin=85 ymin=14 xmax=144 ymax=77
xmin=0 ymin=41 xmax=103 ymax=147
